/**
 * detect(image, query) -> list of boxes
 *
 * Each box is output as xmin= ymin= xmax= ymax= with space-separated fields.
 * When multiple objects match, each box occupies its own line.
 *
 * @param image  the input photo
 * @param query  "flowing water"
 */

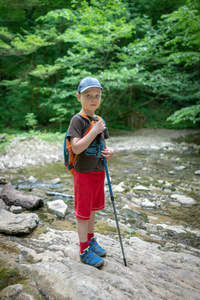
xmin=3 ymin=145 xmax=200 ymax=238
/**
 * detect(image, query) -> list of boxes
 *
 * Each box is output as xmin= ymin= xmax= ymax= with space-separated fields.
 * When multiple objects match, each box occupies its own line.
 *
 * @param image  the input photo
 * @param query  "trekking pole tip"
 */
xmin=124 ymin=257 xmax=127 ymax=267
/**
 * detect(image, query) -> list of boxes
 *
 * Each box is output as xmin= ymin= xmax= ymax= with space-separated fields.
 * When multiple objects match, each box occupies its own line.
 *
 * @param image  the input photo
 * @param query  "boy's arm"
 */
xmin=71 ymin=120 xmax=106 ymax=155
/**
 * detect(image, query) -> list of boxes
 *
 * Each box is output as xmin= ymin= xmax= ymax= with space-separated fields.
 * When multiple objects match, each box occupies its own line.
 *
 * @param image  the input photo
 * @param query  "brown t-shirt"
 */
xmin=67 ymin=114 xmax=109 ymax=172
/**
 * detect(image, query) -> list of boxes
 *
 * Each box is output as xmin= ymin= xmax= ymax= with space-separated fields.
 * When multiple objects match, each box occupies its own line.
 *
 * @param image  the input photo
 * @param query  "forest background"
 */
xmin=0 ymin=0 xmax=200 ymax=134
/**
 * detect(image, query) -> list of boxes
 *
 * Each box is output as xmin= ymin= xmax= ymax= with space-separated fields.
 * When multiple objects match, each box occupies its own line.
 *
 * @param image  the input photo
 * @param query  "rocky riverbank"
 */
xmin=0 ymin=128 xmax=200 ymax=170
xmin=0 ymin=128 xmax=200 ymax=299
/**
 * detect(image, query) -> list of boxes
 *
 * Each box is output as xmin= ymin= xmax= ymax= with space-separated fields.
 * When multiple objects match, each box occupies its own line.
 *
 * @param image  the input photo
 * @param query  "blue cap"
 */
xmin=77 ymin=77 xmax=103 ymax=94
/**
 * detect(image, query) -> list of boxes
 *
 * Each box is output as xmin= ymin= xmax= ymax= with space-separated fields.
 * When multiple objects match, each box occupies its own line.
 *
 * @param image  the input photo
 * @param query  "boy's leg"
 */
xmin=76 ymin=218 xmax=89 ymax=253
xmin=88 ymin=211 xmax=95 ymax=242
xmin=77 ymin=212 xmax=95 ymax=251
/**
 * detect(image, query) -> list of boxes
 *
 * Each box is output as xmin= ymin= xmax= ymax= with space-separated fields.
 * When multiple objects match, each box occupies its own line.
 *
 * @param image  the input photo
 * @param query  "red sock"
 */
xmin=80 ymin=241 xmax=89 ymax=254
xmin=88 ymin=233 xmax=94 ymax=242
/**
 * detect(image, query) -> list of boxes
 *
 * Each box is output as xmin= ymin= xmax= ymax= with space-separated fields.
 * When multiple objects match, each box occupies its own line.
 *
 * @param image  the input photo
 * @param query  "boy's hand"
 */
xmin=92 ymin=120 xmax=106 ymax=134
xmin=101 ymin=147 xmax=114 ymax=161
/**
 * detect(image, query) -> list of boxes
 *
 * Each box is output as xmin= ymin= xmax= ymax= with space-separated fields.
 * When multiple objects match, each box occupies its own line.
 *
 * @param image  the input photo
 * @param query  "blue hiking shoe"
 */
xmin=88 ymin=237 xmax=107 ymax=257
xmin=80 ymin=246 xmax=104 ymax=268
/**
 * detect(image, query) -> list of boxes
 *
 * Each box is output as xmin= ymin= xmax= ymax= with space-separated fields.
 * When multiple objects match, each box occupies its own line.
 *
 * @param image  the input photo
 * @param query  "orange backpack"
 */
xmin=64 ymin=113 xmax=106 ymax=175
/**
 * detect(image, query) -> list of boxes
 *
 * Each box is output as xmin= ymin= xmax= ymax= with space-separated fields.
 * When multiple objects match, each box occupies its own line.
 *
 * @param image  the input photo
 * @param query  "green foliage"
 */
xmin=167 ymin=102 xmax=200 ymax=124
xmin=25 ymin=113 xmax=38 ymax=130
xmin=49 ymin=104 xmax=71 ymax=132
xmin=124 ymin=0 xmax=186 ymax=24
xmin=0 ymin=0 xmax=199 ymax=131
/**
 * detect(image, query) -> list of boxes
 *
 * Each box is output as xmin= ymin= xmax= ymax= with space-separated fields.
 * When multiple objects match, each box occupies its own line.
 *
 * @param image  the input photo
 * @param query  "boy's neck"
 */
xmin=80 ymin=108 xmax=96 ymax=117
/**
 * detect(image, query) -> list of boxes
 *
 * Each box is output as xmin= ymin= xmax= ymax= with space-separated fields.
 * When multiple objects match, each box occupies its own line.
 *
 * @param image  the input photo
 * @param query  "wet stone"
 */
xmin=170 ymin=194 xmax=197 ymax=206
xmin=141 ymin=198 xmax=156 ymax=209
xmin=174 ymin=166 xmax=186 ymax=171
xmin=27 ymin=176 xmax=38 ymax=183
xmin=0 ymin=210 xmax=39 ymax=234
xmin=10 ymin=205 xmax=23 ymax=214
xmin=0 ymin=199 xmax=6 ymax=210
xmin=133 ymin=185 xmax=150 ymax=191
xmin=47 ymin=200 xmax=68 ymax=218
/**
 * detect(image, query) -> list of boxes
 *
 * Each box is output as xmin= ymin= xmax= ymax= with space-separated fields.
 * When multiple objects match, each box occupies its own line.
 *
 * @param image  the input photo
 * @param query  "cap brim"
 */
xmin=79 ymin=85 xmax=103 ymax=93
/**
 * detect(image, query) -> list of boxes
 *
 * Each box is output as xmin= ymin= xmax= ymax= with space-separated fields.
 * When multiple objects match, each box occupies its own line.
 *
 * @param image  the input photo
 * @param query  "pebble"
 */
xmin=122 ymin=204 xmax=130 ymax=210
xmin=141 ymin=198 xmax=156 ymax=209
xmin=170 ymin=194 xmax=197 ymax=205
xmin=149 ymin=234 xmax=163 ymax=241
xmin=169 ymin=171 xmax=175 ymax=175
xmin=10 ymin=205 xmax=23 ymax=214
xmin=50 ymin=178 xmax=61 ymax=185
xmin=27 ymin=176 xmax=38 ymax=183
xmin=0 ymin=199 xmax=6 ymax=210
xmin=174 ymin=166 xmax=186 ymax=171
xmin=131 ymin=197 xmax=142 ymax=205
xmin=156 ymin=224 xmax=187 ymax=234
xmin=112 ymin=182 xmax=125 ymax=192
xmin=169 ymin=201 xmax=181 ymax=207
xmin=133 ymin=185 xmax=150 ymax=191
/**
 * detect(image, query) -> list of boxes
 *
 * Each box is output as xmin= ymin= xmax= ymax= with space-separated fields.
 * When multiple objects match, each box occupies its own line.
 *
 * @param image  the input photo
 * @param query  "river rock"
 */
xmin=122 ymin=204 xmax=130 ymax=210
xmin=131 ymin=197 xmax=142 ymax=206
xmin=0 ymin=284 xmax=23 ymax=298
xmin=27 ymin=176 xmax=38 ymax=183
xmin=0 ymin=177 xmax=8 ymax=184
xmin=194 ymin=170 xmax=200 ymax=175
xmin=47 ymin=200 xmax=68 ymax=218
xmin=141 ymin=198 xmax=156 ymax=209
xmin=0 ymin=284 xmax=35 ymax=300
xmin=112 ymin=182 xmax=125 ymax=193
xmin=170 ymin=194 xmax=197 ymax=205
xmin=10 ymin=205 xmax=23 ymax=214
xmin=169 ymin=171 xmax=175 ymax=175
xmin=186 ymin=228 xmax=200 ymax=237
xmin=105 ymin=218 xmax=130 ymax=231
xmin=49 ymin=178 xmax=61 ymax=185
xmin=174 ymin=166 xmax=186 ymax=171
xmin=156 ymin=224 xmax=187 ymax=234
xmin=0 ymin=283 xmax=35 ymax=300
xmin=133 ymin=185 xmax=150 ymax=191
xmin=0 ymin=184 xmax=43 ymax=209
xmin=0 ymin=209 xmax=39 ymax=234
xmin=0 ymin=198 xmax=6 ymax=210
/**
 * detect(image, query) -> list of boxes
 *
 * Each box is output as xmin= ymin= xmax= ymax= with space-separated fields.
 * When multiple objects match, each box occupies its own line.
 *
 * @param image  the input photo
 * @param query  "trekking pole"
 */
xmin=98 ymin=136 xmax=127 ymax=267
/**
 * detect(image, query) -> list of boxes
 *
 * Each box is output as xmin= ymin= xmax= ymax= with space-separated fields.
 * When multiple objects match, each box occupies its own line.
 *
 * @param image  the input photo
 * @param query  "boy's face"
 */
xmin=76 ymin=87 xmax=102 ymax=115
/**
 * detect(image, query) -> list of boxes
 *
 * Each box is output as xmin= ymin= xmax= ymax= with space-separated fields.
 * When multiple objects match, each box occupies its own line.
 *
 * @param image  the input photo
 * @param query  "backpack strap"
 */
xmin=77 ymin=113 xmax=91 ymax=136
xmin=77 ymin=113 xmax=106 ymax=133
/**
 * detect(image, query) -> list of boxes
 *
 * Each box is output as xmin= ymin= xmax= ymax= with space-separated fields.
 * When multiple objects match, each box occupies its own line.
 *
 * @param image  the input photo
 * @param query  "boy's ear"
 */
xmin=76 ymin=93 xmax=81 ymax=101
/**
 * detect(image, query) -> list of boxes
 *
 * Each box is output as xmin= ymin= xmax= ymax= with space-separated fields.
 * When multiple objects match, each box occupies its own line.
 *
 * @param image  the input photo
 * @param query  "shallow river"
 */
xmin=3 ymin=142 xmax=200 ymax=249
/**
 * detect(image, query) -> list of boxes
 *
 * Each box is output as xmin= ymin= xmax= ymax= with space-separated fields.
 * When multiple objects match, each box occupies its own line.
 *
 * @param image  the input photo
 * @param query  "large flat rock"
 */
xmin=0 ymin=209 xmax=39 ymax=234
xmin=14 ymin=229 xmax=200 ymax=300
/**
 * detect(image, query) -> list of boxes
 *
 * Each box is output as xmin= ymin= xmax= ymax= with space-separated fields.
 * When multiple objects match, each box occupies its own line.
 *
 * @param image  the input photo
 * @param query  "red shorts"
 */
xmin=74 ymin=170 xmax=105 ymax=220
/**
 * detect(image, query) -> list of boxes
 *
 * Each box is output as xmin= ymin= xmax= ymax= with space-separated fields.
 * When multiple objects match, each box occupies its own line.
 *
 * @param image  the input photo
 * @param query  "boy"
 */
xmin=67 ymin=77 xmax=114 ymax=268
